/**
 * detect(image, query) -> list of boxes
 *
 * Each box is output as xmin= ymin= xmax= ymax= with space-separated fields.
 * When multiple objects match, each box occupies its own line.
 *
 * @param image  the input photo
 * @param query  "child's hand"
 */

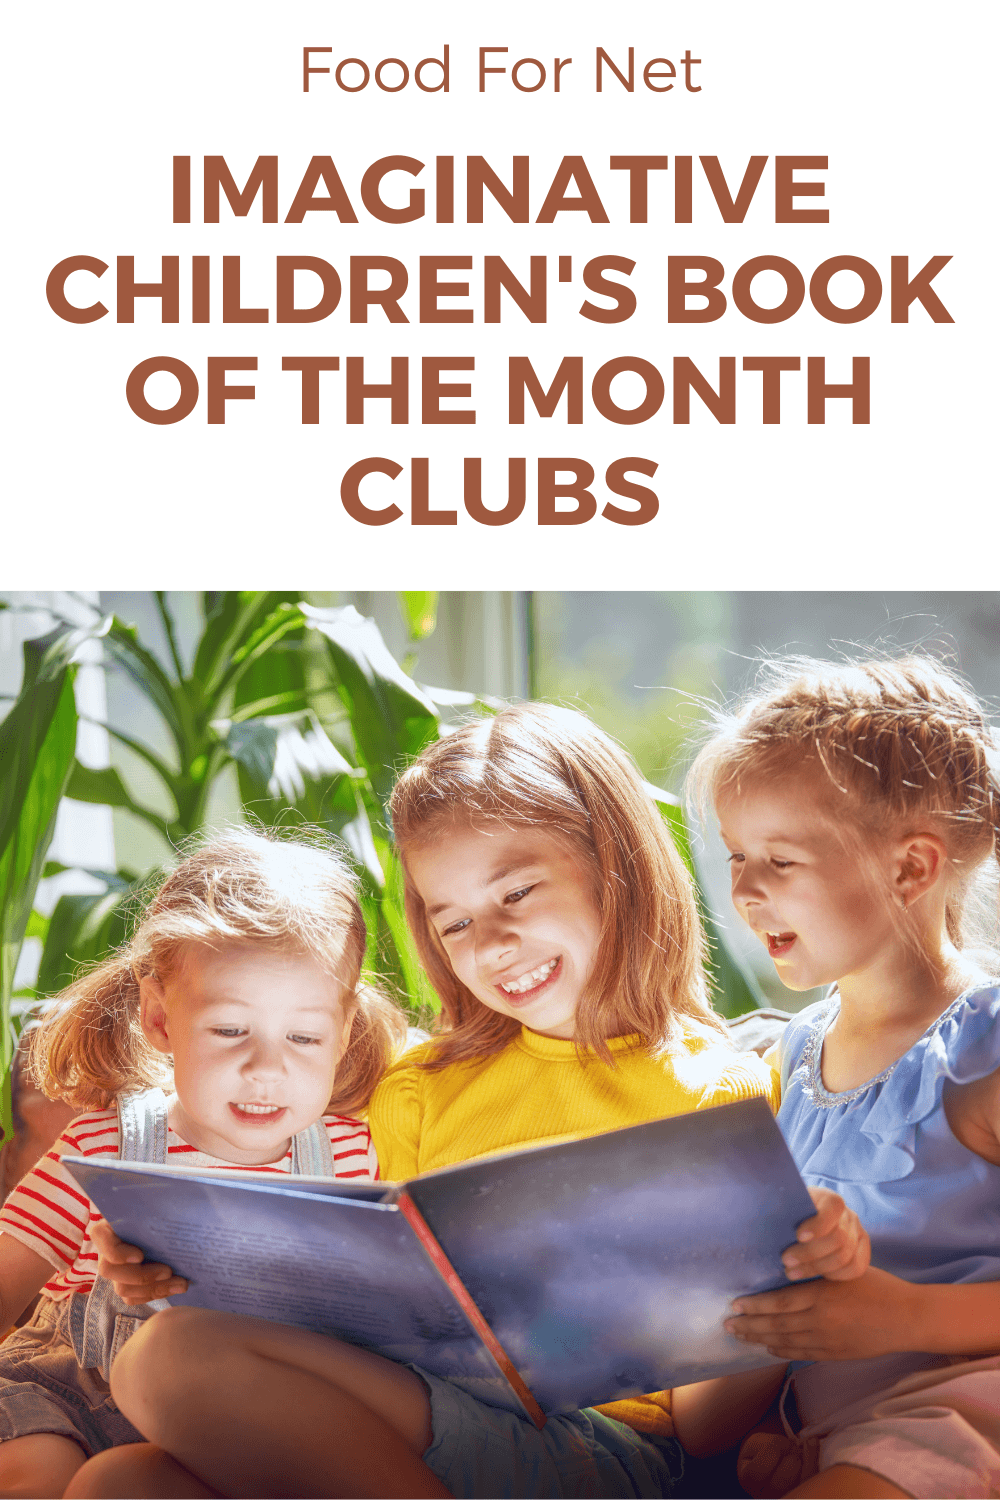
xmin=725 ymin=1266 xmax=911 ymax=1361
xmin=781 ymin=1186 xmax=870 ymax=1283
xmin=90 ymin=1217 xmax=188 ymax=1305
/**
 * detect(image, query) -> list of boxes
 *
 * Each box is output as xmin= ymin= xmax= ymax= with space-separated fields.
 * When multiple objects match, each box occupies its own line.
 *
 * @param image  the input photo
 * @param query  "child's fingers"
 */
xmin=89 ymin=1217 xmax=143 ymax=1264
xmin=732 ymin=1285 xmax=816 ymax=1319
xmin=796 ymin=1186 xmax=847 ymax=1243
xmin=784 ymin=1222 xmax=859 ymax=1274
xmin=786 ymin=1188 xmax=871 ymax=1281
xmin=117 ymin=1280 xmax=189 ymax=1305
xmin=104 ymin=1260 xmax=175 ymax=1285
xmin=785 ymin=1246 xmax=859 ymax=1280
xmin=106 ymin=1264 xmax=190 ymax=1304
xmin=99 ymin=1256 xmax=189 ymax=1302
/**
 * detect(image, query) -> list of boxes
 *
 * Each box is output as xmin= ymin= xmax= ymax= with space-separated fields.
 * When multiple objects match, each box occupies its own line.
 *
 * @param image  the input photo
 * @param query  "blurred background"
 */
xmin=2 ymin=588 xmax=997 ymax=1133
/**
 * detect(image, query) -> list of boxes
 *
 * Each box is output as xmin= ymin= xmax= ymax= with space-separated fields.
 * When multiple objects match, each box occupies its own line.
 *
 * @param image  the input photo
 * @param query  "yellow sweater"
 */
xmin=368 ymin=1025 xmax=779 ymax=1436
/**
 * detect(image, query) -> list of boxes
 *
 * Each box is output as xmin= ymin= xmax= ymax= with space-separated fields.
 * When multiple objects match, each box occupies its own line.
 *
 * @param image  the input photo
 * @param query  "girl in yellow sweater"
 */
xmin=69 ymin=705 xmax=861 ymax=1500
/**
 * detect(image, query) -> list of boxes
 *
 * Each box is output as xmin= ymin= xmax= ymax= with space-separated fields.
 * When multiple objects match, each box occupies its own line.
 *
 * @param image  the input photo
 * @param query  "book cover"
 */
xmin=66 ymin=1097 xmax=815 ymax=1417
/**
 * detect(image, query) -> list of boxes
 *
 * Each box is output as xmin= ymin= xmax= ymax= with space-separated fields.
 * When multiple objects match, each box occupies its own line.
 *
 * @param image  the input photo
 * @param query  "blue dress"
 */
xmin=771 ymin=985 xmax=1000 ymax=1486
xmin=777 ymin=983 xmax=1000 ymax=1286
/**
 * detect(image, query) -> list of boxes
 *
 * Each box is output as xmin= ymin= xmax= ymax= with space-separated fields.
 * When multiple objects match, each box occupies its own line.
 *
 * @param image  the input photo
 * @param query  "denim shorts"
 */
xmin=0 ymin=1297 xmax=144 ymax=1458
xmin=414 ymin=1367 xmax=683 ymax=1499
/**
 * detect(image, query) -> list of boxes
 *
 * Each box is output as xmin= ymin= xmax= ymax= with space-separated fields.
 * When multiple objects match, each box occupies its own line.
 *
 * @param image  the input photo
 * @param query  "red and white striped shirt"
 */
xmin=0 ymin=1109 xmax=379 ymax=1301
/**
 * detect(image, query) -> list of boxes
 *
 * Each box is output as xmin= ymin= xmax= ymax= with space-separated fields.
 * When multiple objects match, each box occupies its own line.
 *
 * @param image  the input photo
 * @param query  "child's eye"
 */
xmin=505 ymin=885 xmax=534 ymax=904
xmin=726 ymin=853 xmax=744 ymax=864
xmin=771 ymin=859 xmax=793 ymax=870
xmin=211 ymin=1027 xmax=246 ymax=1038
xmin=289 ymin=1034 xmax=322 ymax=1046
xmin=442 ymin=918 xmax=470 ymax=937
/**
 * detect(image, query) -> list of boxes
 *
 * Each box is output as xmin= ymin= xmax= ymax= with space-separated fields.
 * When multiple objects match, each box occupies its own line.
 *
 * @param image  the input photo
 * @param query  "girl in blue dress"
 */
xmin=674 ymin=655 xmax=1000 ymax=1500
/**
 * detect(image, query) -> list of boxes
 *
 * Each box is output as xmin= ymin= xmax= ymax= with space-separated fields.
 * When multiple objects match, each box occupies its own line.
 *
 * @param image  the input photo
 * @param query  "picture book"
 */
xmin=67 ymin=1096 xmax=813 ymax=1424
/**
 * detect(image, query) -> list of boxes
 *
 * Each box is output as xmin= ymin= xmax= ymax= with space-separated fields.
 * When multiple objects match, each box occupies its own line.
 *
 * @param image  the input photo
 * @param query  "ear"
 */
xmin=894 ymin=832 xmax=949 ymax=908
xmin=139 ymin=975 xmax=173 ymax=1055
xmin=336 ymin=1004 xmax=357 ymax=1064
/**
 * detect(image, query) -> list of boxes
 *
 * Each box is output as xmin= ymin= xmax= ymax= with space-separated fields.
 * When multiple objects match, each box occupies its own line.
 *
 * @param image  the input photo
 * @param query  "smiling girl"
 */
xmin=370 ymin=703 xmax=777 ymax=1183
xmin=0 ymin=829 xmax=403 ymax=1500
xmin=73 ymin=704 xmax=865 ymax=1500
xmin=672 ymin=656 xmax=1000 ymax=1500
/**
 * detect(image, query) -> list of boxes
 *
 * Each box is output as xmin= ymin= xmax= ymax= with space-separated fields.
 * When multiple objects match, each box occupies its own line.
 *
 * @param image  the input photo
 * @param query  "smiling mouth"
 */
xmin=229 ymin=1102 xmax=287 ymax=1124
xmin=765 ymin=931 xmax=797 ymax=958
xmin=497 ymin=956 xmax=561 ymax=1001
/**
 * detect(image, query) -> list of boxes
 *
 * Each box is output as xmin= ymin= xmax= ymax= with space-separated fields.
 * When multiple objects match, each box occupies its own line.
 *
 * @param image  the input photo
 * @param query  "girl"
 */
xmin=72 ymin=704 xmax=862 ymax=1500
xmin=0 ymin=828 xmax=404 ymax=1500
xmin=672 ymin=655 xmax=1000 ymax=1500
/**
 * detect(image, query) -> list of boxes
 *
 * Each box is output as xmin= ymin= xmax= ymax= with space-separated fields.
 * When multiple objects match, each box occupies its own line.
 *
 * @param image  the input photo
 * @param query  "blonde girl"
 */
xmin=73 ymin=703 xmax=864 ymax=1500
xmin=672 ymin=655 xmax=1000 ymax=1500
xmin=0 ymin=828 xmax=404 ymax=1500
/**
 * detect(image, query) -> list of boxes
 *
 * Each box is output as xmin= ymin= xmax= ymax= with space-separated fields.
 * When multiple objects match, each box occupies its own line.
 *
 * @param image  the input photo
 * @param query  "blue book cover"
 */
xmin=66 ymin=1096 xmax=813 ymax=1419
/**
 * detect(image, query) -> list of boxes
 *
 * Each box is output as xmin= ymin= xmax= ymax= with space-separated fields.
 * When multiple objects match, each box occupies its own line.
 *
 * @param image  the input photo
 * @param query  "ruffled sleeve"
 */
xmin=782 ymin=985 xmax=1000 ymax=1187
xmin=854 ymin=984 xmax=1000 ymax=1174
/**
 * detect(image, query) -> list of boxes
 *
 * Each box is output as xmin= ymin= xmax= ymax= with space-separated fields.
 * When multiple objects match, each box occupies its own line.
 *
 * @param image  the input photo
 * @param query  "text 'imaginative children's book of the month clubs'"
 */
xmin=67 ymin=1096 xmax=811 ymax=1427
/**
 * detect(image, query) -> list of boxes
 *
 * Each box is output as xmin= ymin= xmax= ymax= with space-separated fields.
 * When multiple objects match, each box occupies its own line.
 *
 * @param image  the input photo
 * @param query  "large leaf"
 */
xmin=102 ymin=617 xmax=186 ymax=753
xmin=42 ymin=862 xmax=137 ymax=891
xmin=228 ymin=592 xmax=311 ymax=811
xmin=65 ymin=762 xmax=136 ymax=811
xmin=212 ymin=603 xmax=307 ymax=704
xmin=154 ymin=592 xmax=186 ymax=681
xmin=379 ymin=844 xmax=438 ymax=1016
xmin=225 ymin=712 xmax=355 ymax=806
xmin=647 ymin=783 xmax=766 ymax=1019
xmin=193 ymin=593 xmax=282 ymax=699
xmin=398 ymin=591 xmax=439 ymax=642
xmin=34 ymin=886 xmax=134 ymax=998
xmin=303 ymin=605 xmax=439 ymax=806
xmin=65 ymin=759 xmax=180 ymax=842
xmin=0 ymin=631 xmax=81 ymax=1135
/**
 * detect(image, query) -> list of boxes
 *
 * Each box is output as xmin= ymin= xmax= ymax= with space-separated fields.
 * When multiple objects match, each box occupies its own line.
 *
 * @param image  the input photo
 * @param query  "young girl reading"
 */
xmin=673 ymin=655 xmax=1000 ymax=1500
xmin=0 ymin=828 xmax=404 ymax=1500
xmin=71 ymin=704 xmax=863 ymax=1500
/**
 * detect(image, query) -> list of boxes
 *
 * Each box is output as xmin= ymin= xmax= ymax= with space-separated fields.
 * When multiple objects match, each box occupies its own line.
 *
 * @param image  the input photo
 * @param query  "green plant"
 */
xmin=226 ymin=604 xmax=443 ymax=1012
xmin=649 ymin=786 xmax=767 ymax=1018
xmin=0 ymin=623 xmax=101 ymax=1138
xmin=31 ymin=597 xmax=446 ymax=1019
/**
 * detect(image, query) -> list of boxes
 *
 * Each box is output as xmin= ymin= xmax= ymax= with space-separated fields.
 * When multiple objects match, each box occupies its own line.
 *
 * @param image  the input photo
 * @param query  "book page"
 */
xmin=409 ymin=1098 xmax=810 ymax=1410
xmin=65 ymin=1159 xmax=531 ymax=1416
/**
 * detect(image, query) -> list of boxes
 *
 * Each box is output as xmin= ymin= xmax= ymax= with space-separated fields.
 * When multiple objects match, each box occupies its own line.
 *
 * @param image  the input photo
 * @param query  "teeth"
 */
xmin=235 ymin=1102 xmax=282 ymax=1114
xmin=501 ymin=958 xmax=558 ymax=994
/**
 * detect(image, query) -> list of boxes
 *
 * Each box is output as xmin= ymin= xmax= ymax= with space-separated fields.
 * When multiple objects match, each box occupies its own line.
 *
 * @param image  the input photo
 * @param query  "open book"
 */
xmin=66 ymin=1097 xmax=811 ymax=1424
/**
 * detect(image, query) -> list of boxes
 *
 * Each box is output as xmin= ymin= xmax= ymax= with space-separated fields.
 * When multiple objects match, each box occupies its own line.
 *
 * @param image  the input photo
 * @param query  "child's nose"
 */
xmin=475 ymin=911 xmax=518 ymax=969
xmin=242 ymin=1036 xmax=285 ymax=1079
xmin=732 ymin=861 xmax=765 ymax=908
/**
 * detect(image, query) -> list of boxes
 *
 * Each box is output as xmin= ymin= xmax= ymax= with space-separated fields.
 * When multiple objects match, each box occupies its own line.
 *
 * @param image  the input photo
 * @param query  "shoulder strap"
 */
xmin=116 ymin=1088 xmax=170 ymax=1165
xmin=291 ymin=1118 xmax=336 ymax=1178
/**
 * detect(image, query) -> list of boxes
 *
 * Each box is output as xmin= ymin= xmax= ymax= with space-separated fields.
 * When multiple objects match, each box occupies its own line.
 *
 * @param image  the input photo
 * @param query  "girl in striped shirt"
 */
xmin=0 ymin=828 xmax=405 ymax=1500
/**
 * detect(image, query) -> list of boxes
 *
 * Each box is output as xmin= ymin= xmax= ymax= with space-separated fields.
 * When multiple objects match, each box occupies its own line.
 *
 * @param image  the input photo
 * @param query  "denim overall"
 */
xmin=67 ymin=1089 xmax=336 ymax=1381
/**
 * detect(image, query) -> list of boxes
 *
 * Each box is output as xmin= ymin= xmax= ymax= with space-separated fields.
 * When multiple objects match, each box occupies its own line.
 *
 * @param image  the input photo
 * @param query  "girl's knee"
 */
xmin=0 ymin=1432 xmax=86 ymax=1499
xmin=110 ymin=1308 xmax=219 ymax=1429
xmin=64 ymin=1442 xmax=217 ymax=1499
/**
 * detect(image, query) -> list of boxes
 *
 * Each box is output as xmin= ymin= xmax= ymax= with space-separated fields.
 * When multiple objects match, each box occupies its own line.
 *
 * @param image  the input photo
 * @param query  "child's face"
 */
xmin=140 ymin=942 xmax=353 ymax=1165
xmin=716 ymin=773 xmax=899 ymax=993
xmin=408 ymin=821 xmax=603 ymax=1040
